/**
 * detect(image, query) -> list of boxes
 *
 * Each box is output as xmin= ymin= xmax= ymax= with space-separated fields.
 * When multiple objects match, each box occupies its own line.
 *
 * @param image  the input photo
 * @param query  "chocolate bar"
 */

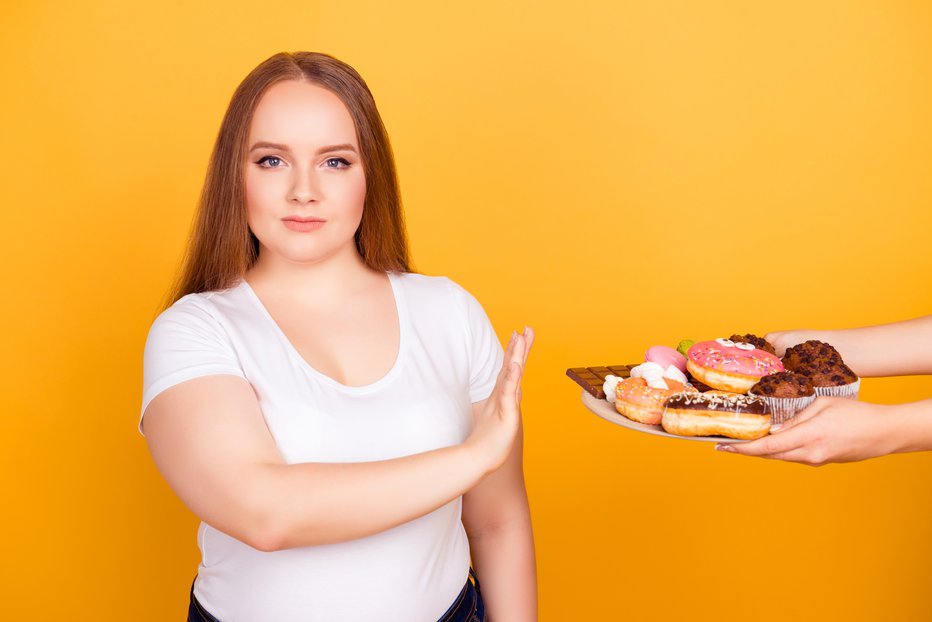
xmin=568 ymin=363 xmax=719 ymax=398
xmin=566 ymin=365 xmax=637 ymax=399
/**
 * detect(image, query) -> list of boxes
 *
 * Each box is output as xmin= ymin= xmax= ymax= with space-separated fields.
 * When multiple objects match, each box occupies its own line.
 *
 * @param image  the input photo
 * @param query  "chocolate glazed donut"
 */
xmin=661 ymin=392 xmax=771 ymax=440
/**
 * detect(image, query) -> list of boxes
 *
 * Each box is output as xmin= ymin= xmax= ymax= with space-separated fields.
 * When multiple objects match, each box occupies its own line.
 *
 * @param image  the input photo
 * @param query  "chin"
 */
xmin=281 ymin=240 xmax=357 ymax=266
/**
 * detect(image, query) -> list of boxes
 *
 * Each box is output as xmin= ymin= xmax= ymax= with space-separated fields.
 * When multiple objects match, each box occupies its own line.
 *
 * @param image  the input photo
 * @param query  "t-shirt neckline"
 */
xmin=238 ymin=271 xmax=409 ymax=394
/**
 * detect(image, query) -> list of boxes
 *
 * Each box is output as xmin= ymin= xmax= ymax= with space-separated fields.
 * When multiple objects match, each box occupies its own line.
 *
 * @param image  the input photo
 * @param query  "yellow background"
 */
xmin=2 ymin=1 xmax=931 ymax=619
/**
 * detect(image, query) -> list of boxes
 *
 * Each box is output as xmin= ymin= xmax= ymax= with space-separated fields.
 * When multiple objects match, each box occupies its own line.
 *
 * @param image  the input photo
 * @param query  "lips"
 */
xmin=282 ymin=216 xmax=325 ymax=223
xmin=282 ymin=216 xmax=326 ymax=232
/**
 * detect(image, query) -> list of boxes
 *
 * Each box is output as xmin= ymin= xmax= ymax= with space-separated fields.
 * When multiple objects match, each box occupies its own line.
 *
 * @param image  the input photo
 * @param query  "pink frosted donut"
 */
xmin=644 ymin=345 xmax=687 ymax=373
xmin=687 ymin=338 xmax=784 ymax=393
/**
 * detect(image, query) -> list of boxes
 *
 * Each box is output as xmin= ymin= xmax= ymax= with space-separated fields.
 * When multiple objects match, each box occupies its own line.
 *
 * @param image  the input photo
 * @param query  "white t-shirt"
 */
xmin=140 ymin=272 xmax=504 ymax=622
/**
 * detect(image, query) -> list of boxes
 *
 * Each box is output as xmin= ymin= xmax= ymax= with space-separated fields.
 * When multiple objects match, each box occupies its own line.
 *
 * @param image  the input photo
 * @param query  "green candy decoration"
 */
xmin=676 ymin=339 xmax=696 ymax=357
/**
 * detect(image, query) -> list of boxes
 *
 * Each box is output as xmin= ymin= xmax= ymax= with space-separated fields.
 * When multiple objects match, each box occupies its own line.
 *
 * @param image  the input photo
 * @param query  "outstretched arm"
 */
xmin=766 ymin=315 xmax=932 ymax=377
xmin=143 ymin=330 xmax=531 ymax=552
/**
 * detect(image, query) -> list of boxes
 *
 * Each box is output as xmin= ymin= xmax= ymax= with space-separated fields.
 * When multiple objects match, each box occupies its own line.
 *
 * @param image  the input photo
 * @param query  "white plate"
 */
xmin=580 ymin=390 xmax=748 ymax=444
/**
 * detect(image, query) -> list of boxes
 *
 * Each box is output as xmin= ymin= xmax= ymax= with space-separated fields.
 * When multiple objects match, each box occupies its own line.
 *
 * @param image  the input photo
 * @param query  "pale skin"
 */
xmin=717 ymin=316 xmax=932 ymax=465
xmin=143 ymin=80 xmax=537 ymax=620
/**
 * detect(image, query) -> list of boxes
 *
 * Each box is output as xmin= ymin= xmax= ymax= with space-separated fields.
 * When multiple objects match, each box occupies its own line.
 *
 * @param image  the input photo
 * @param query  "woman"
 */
xmin=717 ymin=316 xmax=932 ymax=465
xmin=140 ymin=52 xmax=537 ymax=622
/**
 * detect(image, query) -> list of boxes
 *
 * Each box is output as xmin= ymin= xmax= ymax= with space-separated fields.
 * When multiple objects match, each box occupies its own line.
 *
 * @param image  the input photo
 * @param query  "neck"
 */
xmin=246 ymin=243 xmax=379 ymax=307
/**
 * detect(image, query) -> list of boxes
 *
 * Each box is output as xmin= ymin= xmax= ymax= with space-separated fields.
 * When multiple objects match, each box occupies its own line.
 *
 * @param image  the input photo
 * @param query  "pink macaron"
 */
xmin=645 ymin=345 xmax=687 ymax=373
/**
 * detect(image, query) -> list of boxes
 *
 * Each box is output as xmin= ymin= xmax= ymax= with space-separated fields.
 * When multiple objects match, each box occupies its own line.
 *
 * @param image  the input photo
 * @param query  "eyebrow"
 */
xmin=248 ymin=141 xmax=358 ymax=155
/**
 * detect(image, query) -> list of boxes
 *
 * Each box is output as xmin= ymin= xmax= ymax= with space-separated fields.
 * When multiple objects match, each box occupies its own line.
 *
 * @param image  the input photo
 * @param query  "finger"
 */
xmin=720 ymin=445 xmax=819 ymax=464
xmin=763 ymin=332 xmax=786 ymax=357
xmin=492 ymin=331 xmax=528 ymax=408
xmin=510 ymin=332 xmax=527 ymax=369
xmin=756 ymin=447 xmax=826 ymax=465
xmin=498 ymin=361 xmax=522 ymax=411
xmin=776 ymin=396 xmax=839 ymax=430
xmin=717 ymin=424 xmax=809 ymax=457
xmin=770 ymin=397 xmax=832 ymax=434
xmin=490 ymin=332 xmax=520 ymax=396
xmin=515 ymin=327 xmax=535 ymax=405
xmin=509 ymin=334 xmax=528 ymax=402
xmin=521 ymin=326 xmax=535 ymax=368
xmin=769 ymin=398 xmax=829 ymax=433
xmin=502 ymin=331 xmax=520 ymax=372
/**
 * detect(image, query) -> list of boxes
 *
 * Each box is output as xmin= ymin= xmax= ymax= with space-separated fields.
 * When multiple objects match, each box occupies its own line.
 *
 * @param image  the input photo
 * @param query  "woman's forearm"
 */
xmin=252 ymin=444 xmax=487 ymax=550
xmin=468 ymin=504 xmax=538 ymax=621
xmin=889 ymin=398 xmax=932 ymax=454
xmin=777 ymin=316 xmax=932 ymax=377
xmin=245 ymin=334 xmax=531 ymax=551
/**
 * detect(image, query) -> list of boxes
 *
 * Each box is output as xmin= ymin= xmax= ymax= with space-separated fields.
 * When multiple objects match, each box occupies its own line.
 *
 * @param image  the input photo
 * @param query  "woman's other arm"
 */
xmin=462 ymin=329 xmax=537 ymax=622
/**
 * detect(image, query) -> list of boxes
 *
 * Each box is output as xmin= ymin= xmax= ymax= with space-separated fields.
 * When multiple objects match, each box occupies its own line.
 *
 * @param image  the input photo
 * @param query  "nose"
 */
xmin=288 ymin=166 xmax=321 ymax=205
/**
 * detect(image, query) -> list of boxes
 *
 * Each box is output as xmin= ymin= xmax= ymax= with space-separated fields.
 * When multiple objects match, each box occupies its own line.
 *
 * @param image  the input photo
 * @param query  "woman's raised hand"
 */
xmin=465 ymin=327 xmax=534 ymax=475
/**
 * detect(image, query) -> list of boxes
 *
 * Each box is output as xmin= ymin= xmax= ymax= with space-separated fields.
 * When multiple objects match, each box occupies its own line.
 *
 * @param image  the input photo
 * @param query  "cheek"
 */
xmin=245 ymin=171 xmax=279 ymax=224
xmin=345 ymin=172 xmax=367 ymax=219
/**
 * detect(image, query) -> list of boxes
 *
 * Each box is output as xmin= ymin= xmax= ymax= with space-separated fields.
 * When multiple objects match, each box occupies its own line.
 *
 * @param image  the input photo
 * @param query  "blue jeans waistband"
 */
xmin=187 ymin=569 xmax=485 ymax=622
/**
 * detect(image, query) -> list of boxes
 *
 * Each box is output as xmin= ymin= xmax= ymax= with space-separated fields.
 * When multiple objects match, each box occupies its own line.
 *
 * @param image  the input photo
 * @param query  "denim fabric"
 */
xmin=186 ymin=569 xmax=485 ymax=622
xmin=436 ymin=568 xmax=486 ymax=622
xmin=187 ymin=577 xmax=221 ymax=622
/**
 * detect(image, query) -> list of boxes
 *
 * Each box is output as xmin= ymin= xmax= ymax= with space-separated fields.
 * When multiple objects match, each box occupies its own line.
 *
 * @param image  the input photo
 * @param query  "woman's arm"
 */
xmin=718 ymin=397 xmax=932 ymax=465
xmin=462 ymin=408 xmax=537 ymax=622
xmin=766 ymin=315 xmax=932 ymax=377
xmin=143 ymin=331 xmax=530 ymax=551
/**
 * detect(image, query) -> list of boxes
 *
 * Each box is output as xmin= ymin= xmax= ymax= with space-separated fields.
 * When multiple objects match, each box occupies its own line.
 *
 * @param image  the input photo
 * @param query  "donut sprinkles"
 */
xmin=688 ymin=338 xmax=783 ymax=376
xmin=665 ymin=391 xmax=770 ymax=414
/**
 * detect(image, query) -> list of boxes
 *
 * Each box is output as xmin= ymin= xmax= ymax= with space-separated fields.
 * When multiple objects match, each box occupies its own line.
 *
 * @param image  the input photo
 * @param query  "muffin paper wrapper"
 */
xmin=813 ymin=378 xmax=861 ymax=400
xmin=748 ymin=393 xmax=817 ymax=425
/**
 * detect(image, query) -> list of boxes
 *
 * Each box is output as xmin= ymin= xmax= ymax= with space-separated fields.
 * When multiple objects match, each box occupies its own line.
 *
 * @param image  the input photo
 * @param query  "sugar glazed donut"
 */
xmin=614 ymin=377 xmax=697 ymax=425
xmin=686 ymin=338 xmax=784 ymax=393
xmin=661 ymin=392 xmax=771 ymax=440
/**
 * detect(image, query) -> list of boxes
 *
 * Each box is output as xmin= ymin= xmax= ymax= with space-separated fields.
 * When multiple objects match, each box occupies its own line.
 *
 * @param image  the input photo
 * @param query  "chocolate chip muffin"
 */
xmin=798 ymin=361 xmax=858 ymax=387
xmin=750 ymin=372 xmax=815 ymax=398
xmin=781 ymin=340 xmax=842 ymax=372
xmin=749 ymin=371 xmax=819 ymax=424
xmin=729 ymin=333 xmax=776 ymax=355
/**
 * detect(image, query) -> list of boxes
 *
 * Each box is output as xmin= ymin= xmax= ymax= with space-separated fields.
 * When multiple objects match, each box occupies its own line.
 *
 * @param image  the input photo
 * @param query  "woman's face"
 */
xmin=245 ymin=80 xmax=366 ymax=267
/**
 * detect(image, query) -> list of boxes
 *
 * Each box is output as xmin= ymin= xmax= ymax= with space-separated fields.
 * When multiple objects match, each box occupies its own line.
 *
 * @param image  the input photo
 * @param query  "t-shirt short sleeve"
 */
xmin=139 ymin=295 xmax=246 ymax=435
xmin=446 ymin=280 xmax=505 ymax=403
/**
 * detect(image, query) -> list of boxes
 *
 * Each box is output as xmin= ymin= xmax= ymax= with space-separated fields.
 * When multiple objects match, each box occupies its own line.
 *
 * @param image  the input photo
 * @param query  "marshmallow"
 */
xmin=662 ymin=364 xmax=688 ymax=385
xmin=603 ymin=375 xmax=620 ymax=404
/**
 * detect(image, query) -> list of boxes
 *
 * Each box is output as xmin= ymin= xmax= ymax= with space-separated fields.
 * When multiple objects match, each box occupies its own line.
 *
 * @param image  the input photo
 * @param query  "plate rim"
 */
xmin=580 ymin=390 xmax=748 ymax=444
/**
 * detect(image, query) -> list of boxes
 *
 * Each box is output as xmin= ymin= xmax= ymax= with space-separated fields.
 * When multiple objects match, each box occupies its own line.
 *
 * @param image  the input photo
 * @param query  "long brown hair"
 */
xmin=164 ymin=52 xmax=412 ymax=309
